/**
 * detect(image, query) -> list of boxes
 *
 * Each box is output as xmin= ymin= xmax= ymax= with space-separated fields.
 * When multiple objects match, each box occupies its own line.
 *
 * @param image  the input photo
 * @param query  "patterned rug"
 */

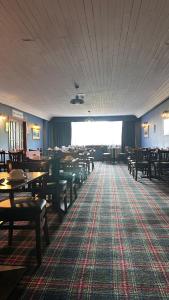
xmin=1 ymin=163 xmax=169 ymax=299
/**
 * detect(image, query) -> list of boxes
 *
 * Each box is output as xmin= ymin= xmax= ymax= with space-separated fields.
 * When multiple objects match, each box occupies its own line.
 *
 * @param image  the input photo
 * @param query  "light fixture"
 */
xmin=0 ymin=113 xmax=7 ymax=121
xmin=85 ymin=110 xmax=94 ymax=122
xmin=161 ymin=111 xmax=169 ymax=119
xmin=142 ymin=122 xmax=149 ymax=128
xmin=32 ymin=124 xmax=40 ymax=129
xmin=70 ymin=82 xmax=85 ymax=105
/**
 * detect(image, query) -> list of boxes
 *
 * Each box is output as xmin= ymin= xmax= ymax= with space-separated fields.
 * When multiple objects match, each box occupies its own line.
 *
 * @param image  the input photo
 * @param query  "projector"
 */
xmin=70 ymin=94 xmax=85 ymax=104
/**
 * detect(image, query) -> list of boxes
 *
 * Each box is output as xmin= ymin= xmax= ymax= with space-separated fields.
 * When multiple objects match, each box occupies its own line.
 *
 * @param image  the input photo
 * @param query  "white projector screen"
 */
xmin=71 ymin=121 xmax=122 ymax=146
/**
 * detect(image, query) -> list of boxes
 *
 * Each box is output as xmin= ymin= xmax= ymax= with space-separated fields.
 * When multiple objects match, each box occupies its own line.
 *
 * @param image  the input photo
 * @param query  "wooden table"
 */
xmin=0 ymin=171 xmax=47 ymax=205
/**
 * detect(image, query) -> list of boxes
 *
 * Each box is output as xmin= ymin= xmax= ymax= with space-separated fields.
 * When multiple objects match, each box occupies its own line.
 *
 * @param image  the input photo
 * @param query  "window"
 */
xmin=71 ymin=121 xmax=122 ymax=146
xmin=164 ymin=119 xmax=169 ymax=135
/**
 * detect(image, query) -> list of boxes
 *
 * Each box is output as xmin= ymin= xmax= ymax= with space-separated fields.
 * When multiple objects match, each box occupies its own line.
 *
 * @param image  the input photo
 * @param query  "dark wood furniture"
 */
xmin=131 ymin=149 xmax=151 ymax=181
xmin=0 ymin=151 xmax=6 ymax=171
xmin=154 ymin=149 xmax=169 ymax=179
xmin=7 ymin=159 xmax=49 ymax=173
xmin=8 ymin=151 xmax=24 ymax=163
xmin=0 ymin=265 xmax=26 ymax=300
xmin=0 ymin=172 xmax=49 ymax=265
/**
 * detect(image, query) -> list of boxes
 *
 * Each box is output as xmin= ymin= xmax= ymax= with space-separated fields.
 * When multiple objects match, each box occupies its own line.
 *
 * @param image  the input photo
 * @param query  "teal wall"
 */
xmin=0 ymin=102 xmax=48 ymax=151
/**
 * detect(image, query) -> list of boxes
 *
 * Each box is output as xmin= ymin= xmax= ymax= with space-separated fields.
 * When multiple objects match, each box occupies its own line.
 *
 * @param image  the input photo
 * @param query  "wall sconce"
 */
xmin=0 ymin=113 xmax=8 ymax=131
xmin=142 ymin=122 xmax=149 ymax=128
xmin=5 ymin=121 xmax=9 ymax=132
xmin=161 ymin=111 xmax=169 ymax=119
xmin=0 ymin=113 xmax=7 ymax=121
xmin=142 ymin=122 xmax=149 ymax=137
xmin=32 ymin=124 xmax=40 ymax=130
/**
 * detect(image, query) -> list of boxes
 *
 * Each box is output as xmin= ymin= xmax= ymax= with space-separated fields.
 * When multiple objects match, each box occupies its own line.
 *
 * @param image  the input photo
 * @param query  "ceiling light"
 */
xmin=0 ymin=113 xmax=7 ymax=120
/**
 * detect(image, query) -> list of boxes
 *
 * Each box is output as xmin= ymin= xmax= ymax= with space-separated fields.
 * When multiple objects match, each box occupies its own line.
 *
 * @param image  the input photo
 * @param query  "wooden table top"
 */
xmin=0 ymin=172 xmax=47 ymax=191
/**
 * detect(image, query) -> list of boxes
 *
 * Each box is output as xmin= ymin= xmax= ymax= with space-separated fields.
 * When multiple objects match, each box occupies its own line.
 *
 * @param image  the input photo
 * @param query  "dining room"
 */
xmin=2 ymin=0 xmax=169 ymax=299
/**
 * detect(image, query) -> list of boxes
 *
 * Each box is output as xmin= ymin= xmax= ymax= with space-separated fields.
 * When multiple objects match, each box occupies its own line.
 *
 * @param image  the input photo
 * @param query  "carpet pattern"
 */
xmin=1 ymin=163 xmax=169 ymax=299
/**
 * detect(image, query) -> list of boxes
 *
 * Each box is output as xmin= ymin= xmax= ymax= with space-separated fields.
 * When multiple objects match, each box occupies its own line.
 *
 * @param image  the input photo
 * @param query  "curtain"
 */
xmin=50 ymin=121 xmax=71 ymax=147
xmin=122 ymin=120 xmax=135 ymax=151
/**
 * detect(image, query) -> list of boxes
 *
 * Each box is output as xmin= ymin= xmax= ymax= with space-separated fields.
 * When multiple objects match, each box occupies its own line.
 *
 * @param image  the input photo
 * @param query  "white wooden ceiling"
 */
xmin=0 ymin=0 xmax=169 ymax=120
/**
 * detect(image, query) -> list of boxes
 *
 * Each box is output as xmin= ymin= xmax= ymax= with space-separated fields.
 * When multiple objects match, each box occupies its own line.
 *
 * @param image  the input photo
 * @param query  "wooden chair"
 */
xmin=131 ymin=149 xmax=150 ymax=181
xmin=102 ymin=152 xmax=111 ymax=163
xmin=7 ymin=160 xmax=49 ymax=173
xmin=0 ymin=151 xmax=6 ymax=171
xmin=127 ymin=150 xmax=136 ymax=174
xmin=8 ymin=151 xmax=24 ymax=163
xmin=154 ymin=149 xmax=169 ymax=179
xmin=59 ymin=170 xmax=77 ymax=205
xmin=42 ymin=176 xmax=68 ymax=214
xmin=0 ymin=197 xmax=49 ymax=265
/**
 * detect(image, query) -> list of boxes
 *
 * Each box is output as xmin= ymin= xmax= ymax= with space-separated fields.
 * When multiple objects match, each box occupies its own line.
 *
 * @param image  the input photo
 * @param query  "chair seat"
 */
xmin=59 ymin=171 xmax=76 ymax=182
xmin=132 ymin=160 xmax=149 ymax=165
xmin=154 ymin=161 xmax=169 ymax=165
xmin=0 ymin=199 xmax=46 ymax=219
xmin=0 ymin=197 xmax=49 ymax=265
xmin=46 ymin=180 xmax=67 ymax=191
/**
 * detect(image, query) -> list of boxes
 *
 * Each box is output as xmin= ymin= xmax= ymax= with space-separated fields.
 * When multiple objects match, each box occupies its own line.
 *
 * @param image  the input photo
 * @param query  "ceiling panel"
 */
xmin=0 ymin=0 xmax=169 ymax=119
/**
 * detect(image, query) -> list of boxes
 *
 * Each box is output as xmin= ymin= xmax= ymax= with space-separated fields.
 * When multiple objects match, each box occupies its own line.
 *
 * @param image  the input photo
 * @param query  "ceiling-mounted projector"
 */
xmin=70 ymin=93 xmax=85 ymax=104
xmin=70 ymin=81 xmax=85 ymax=104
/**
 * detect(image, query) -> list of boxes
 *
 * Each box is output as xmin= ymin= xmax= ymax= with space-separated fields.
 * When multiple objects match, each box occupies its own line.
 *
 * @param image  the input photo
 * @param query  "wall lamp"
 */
xmin=142 ymin=122 xmax=149 ymax=128
xmin=32 ymin=124 xmax=40 ymax=129
xmin=0 ymin=113 xmax=7 ymax=121
xmin=161 ymin=111 xmax=169 ymax=119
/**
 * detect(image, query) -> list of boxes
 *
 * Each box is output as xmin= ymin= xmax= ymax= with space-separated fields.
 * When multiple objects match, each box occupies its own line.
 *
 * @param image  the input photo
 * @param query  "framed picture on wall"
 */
xmin=32 ymin=128 xmax=40 ymax=140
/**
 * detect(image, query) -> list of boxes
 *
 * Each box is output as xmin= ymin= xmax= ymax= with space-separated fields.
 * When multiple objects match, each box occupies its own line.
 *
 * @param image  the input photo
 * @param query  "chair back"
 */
xmin=7 ymin=160 xmax=49 ymax=172
xmin=0 ymin=151 xmax=5 ymax=164
xmin=158 ymin=150 xmax=169 ymax=162
xmin=9 ymin=151 xmax=24 ymax=162
xmin=135 ymin=149 xmax=149 ymax=162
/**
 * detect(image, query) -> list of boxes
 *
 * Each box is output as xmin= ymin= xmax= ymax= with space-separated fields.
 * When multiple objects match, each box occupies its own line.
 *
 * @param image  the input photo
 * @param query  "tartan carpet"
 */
xmin=1 ymin=163 xmax=169 ymax=299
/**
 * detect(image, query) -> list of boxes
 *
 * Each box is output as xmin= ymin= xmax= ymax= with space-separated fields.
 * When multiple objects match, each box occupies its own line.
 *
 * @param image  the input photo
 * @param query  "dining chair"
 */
xmin=8 ymin=151 xmax=24 ymax=163
xmin=0 ymin=197 xmax=49 ymax=265
xmin=154 ymin=149 xmax=169 ymax=179
xmin=131 ymin=149 xmax=150 ymax=181
xmin=59 ymin=170 xmax=77 ymax=205
xmin=0 ymin=151 xmax=6 ymax=171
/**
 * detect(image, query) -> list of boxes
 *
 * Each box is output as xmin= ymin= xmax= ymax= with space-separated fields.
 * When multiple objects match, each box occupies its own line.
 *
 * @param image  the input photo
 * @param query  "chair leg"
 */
xmin=135 ymin=168 xmax=138 ymax=181
xmin=74 ymin=184 xmax=77 ymax=200
xmin=70 ymin=184 xmax=73 ymax=204
xmin=35 ymin=217 xmax=41 ymax=265
xmin=63 ymin=193 xmax=68 ymax=212
xmin=8 ymin=221 xmax=13 ymax=246
xmin=148 ymin=164 xmax=152 ymax=180
xmin=43 ymin=214 xmax=50 ymax=245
